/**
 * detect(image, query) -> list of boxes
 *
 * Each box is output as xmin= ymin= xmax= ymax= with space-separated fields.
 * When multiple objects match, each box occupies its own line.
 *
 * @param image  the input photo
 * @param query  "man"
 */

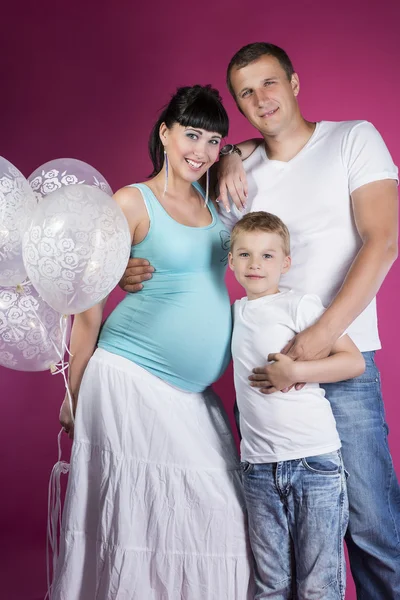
xmin=120 ymin=43 xmax=399 ymax=598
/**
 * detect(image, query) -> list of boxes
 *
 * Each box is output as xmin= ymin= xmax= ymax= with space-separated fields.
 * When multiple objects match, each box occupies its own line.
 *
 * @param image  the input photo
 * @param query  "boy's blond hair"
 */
xmin=230 ymin=211 xmax=291 ymax=255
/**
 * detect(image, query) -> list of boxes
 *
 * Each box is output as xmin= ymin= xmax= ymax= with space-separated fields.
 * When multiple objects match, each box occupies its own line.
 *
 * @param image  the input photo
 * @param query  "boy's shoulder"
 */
xmin=287 ymin=291 xmax=324 ymax=307
xmin=232 ymin=291 xmax=325 ymax=313
xmin=232 ymin=296 xmax=246 ymax=317
xmin=266 ymin=291 xmax=326 ymax=330
xmin=232 ymin=290 xmax=322 ymax=307
xmin=292 ymin=292 xmax=326 ymax=333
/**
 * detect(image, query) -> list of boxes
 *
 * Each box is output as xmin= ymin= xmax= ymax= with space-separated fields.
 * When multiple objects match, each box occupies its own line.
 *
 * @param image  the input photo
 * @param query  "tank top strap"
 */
xmin=192 ymin=181 xmax=219 ymax=220
xmin=127 ymin=183 xmax=160 ymax=222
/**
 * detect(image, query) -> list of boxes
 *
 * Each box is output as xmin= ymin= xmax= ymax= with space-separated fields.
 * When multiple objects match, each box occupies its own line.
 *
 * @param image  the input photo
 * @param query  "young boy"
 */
xmin=228 ymin=211 xmax=365 ymax=600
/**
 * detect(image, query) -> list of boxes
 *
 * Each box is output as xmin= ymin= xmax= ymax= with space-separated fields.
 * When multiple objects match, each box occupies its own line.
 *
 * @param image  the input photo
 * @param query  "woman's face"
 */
xmin=161 ymin=123 xmax=222 ymax=182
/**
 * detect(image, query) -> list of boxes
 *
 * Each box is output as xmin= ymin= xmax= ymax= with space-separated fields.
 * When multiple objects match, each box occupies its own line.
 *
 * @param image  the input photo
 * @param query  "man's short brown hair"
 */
xmin=230 ymin=211 xmax=291 ymax=255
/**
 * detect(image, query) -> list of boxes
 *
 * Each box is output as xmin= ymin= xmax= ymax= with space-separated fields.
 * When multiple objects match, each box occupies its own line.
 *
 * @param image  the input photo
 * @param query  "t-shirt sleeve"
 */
xmin=343 ymin=121 xmax=398 ymax=194
xmin=294 ymin=294 xmax=326 ymax=333
xmin=232 ymin=301 xmax=238 ymax=324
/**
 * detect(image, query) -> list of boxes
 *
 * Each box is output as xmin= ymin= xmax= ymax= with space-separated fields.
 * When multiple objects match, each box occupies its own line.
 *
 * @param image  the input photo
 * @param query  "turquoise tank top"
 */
xmin=98 ymin=182 xmax=232 ymax=392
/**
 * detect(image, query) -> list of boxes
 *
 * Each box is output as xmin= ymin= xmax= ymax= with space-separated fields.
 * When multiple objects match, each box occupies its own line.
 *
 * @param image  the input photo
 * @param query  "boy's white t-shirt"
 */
xmin=221 ymin=121 xmax=398 ymax=352
xmin=232 ymin=290 xmax=341 ymax=463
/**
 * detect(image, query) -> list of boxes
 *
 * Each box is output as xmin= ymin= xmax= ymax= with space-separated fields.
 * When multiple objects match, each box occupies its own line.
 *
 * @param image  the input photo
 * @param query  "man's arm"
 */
xmin=215 ymin=139 xmax=262 ymax=212
xmin=255 ymin=334 xmax=365 ymax=394
xmin=250 ymin=178 xmax=398 ymax=392
xmin=284 ymin=179 xmax=398 ymax=361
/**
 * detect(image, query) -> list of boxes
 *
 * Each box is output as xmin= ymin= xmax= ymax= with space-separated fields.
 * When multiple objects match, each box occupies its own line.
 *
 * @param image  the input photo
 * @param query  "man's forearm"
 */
xmin=236 ymin=138 xmax=262 ymax=160
xmin=318 ymin=239 xmax=398 ymax=340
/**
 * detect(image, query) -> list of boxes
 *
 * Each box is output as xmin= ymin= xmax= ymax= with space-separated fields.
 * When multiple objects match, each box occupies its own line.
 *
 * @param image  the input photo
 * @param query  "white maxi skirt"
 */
xmin=52 ymin=348 xmax=253 ymax=599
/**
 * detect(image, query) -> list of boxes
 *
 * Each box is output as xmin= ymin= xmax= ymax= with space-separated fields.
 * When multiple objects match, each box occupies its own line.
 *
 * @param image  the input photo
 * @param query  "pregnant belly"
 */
xmin=99 ymin=287 xmax=232 ymax=392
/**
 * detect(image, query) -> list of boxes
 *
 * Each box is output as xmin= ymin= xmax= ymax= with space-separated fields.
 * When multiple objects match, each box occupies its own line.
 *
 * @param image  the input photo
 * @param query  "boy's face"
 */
xmin=228 ymin=230 xmax=291 ymax=300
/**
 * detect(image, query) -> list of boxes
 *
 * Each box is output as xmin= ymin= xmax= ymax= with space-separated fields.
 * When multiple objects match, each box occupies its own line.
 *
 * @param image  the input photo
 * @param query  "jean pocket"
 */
xmin=302 ymin=451 xmax=341 ymax=475
xmin=240 ymin=461 xmax=254 ymax=474
xmin=350 ymin=373 xmax=380 ymax=384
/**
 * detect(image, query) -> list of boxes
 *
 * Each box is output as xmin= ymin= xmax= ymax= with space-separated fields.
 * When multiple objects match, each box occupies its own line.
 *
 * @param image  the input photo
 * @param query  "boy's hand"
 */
xmin=118 ymin=258 xmax=154 ymax=293
xmin=249 ymin=353 xmax=297 ymax=394
xmin=250 ymin=323 xmax=338 ymax=393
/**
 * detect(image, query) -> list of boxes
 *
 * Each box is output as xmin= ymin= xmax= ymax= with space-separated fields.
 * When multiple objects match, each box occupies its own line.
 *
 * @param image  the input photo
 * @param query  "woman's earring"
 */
xmin=204 ymin=168 xmax=209 ymax=206
xmin=163 ymin=150 xmax=168 ymax=197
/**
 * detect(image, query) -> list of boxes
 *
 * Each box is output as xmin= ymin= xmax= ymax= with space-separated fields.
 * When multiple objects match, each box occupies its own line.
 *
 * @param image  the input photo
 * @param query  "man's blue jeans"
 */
xmin=242 ymin=450 xmax=348 ymax=599
xmin=234 ymin=351 xmax=400 ymax=598
xmin=322 ymin=351 xmax=400 ymax=598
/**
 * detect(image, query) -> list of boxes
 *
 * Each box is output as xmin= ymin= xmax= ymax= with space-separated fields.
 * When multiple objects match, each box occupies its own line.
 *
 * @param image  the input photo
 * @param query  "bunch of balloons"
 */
xmin=0 ymin=157 xmax=131 ymax=372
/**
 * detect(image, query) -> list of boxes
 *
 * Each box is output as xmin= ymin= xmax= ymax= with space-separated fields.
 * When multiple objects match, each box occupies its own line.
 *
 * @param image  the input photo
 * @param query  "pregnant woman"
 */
xmin=55 ymin=84 xmax=252 ymax=599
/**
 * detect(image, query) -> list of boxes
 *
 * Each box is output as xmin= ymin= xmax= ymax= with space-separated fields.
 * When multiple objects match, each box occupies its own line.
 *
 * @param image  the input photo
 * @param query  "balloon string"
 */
xmin=16 ymin=281 xmax=75 ymax=424
xmin=15 ymin=282 xmax=73 ymax=598
xmin=16 ymin=281 xmax=67 ymax=361
xmin=52 ymin=315 xmax=75 ymax=424
xmin=45 ymin=429 xmax=70 ymax=600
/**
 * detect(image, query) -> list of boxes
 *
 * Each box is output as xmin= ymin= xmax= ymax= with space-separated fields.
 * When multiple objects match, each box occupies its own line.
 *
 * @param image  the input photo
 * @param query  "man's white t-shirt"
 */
xmin=221 ymin=121 xmax=398 ymax=351
xmin=232 ymin=290 xmax=341 ymax=463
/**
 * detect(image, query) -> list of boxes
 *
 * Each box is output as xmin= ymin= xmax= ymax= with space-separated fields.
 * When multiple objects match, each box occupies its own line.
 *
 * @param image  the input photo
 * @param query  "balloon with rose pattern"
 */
xmin=0 ymin=282 xmax=71 ymax=371
xmin=28 ymin=158 xmax=113 ymax=201
xmin=22 ymin=184 xmax=131 ymax=315
xmin=0 ymin=157 xmax=37 ymax=286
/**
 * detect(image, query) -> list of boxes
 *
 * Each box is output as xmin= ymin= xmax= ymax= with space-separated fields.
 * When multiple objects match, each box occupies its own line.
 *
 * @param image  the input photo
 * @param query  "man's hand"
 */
xmin=217 ymin=154 xmax=248 ymax=212
xmin=249 ymin=353 xmax=298 ymax=394
xmin=282 ymin=322 xmax=337 ymax=362
xmin=119 ymin=258 xmax=154 ymax=293
xmin=249 ymin=322 xmax=338 ymax=393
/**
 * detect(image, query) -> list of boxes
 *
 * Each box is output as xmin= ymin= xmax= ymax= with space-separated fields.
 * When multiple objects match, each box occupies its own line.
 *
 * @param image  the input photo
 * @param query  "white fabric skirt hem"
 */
xmin=51 ymin=349 xmax=253 ymax=599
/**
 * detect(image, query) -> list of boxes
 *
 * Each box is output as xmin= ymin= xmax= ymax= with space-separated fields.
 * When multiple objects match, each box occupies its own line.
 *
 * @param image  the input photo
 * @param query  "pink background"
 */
xmin=1 ymin=1 xmax=399 ymax=598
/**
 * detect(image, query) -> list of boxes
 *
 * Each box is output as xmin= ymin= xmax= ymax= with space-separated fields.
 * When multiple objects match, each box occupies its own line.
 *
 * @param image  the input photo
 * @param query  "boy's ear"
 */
xmin=282 ymin=255 xmax=291 ymax=274
xmin=228 ymin=252 xmax=234 ymax=271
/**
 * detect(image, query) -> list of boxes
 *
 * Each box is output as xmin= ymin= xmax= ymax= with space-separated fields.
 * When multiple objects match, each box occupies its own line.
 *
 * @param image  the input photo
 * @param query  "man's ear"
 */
xmin=291 ymin=73 xmax=300 ymax=97
xmin=228 ymin=252 xmax=234 ymax=271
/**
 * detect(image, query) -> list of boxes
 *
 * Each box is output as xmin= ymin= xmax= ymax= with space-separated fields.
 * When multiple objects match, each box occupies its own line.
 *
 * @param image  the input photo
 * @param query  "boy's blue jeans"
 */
xmin=241 ymin=450 xmax=348 ymax=599
xmin=235 ymin=351 xmax=400 ymax=598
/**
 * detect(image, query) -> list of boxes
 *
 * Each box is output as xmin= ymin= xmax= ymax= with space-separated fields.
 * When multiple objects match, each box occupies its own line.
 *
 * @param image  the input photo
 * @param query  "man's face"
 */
xmin=230 ymin=55 xmax=300 ymax=137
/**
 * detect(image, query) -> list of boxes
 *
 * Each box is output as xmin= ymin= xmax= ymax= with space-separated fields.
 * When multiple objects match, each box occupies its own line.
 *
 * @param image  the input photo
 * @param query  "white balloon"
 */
xmin=22 ymin=184 xmax=131 ymax=315
xmin=0 ymin=282 xmax=70 ymax=372
xmin=0 ymin=157 xmax=37 ymax=286
xmin=28 ymin=158 xmax=113 ymax=200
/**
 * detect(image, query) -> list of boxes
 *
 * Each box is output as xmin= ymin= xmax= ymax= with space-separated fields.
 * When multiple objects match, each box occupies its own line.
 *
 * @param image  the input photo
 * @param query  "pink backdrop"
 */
xmin=1 ymin=1 xmax=399 ymax=598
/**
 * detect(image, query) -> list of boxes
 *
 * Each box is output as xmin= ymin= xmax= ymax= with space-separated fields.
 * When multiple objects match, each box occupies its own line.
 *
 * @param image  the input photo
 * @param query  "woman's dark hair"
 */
xmin=148 ymin=84 xmax=229 ymax=177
